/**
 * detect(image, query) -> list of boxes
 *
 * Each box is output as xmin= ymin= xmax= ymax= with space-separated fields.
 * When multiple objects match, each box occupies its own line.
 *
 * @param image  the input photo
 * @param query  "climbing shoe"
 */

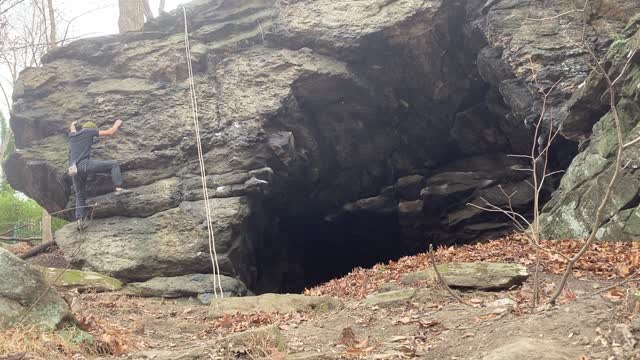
xmin=76 ymin=219 xmax=88 ymax=231
xmin=114 ymin=187 xmax=131 ymax=195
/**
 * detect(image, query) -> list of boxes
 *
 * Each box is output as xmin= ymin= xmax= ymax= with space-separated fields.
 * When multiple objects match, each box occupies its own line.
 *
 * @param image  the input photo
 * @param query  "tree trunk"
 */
xmin=118 ymin=0 xmax=145 ymax=33
xmin=143 ymin=0 xmax=154 ymax=21
xmin=159 ymin=0 xmax=166 ymax=15
xmin=42 ymin=209 xmax=53 ymax=243
xmin=47 ymin=0 xmax=56 ymax=48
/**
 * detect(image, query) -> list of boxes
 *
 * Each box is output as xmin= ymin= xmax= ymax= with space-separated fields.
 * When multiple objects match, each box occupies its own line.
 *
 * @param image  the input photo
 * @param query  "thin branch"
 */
xmin=586 ymin=269 xmax=640 ymax=298
xmin=507 ymin=154 xmax=534 ymax=159
xmin=0 ymin=32 xmax=99 ymax=52
xmin=0 ymin=223 xmax=33 ymax=236
xmin=0 ymin=236 xmax=42 ymax=242
xmin=612 ymin=49 xmax=638 ymax=86
xmin=0 ymin=0 xmax=28 ymax=16
xmin=623 ymin=135 xmax=640 ymax=149
xmin=543 ymin=170 xmax=565 ymax=178
xmin=548 ymin=39 xmax=629 ymax=305
xmin=58 ymin=6 xmax=110 ymax=46
xmin=429 ymin=244 xmax=467 ymax=305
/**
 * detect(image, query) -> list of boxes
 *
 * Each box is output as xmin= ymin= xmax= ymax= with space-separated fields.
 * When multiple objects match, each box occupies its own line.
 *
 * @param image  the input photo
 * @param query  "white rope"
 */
xmin=183 ymin=7 xmax=224 ymax=298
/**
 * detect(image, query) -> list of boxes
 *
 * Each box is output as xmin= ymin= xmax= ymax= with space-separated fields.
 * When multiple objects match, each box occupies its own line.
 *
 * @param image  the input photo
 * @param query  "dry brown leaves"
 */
xmin=0 ymin=323 xmax=115 ymax=360
xmin=206 ymin=311 xmax=311 ymax=335
xmin=307 ymin=233 xmax=640 ymax=299
xmin=339 ymin=327 xmax=376 ymax=357
xmin=77 ymin=314 xmax=142 ymax=356
xmin=3 ymin=242 xmax=31 ymax=255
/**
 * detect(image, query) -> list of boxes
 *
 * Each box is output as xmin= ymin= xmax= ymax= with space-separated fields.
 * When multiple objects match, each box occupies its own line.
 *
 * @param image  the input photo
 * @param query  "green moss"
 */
xmin=60 ymin=326 xmax=95 ymax=346
xmin=623 ymin=13 xmax=640 ymax=35
xmin=40 ymin=267 xmax=123 ymax=291
xmin=623 ymin=207 xmax=640 ymax=236
xmin=45 ymin=91 xmax=90 ymax=111
xmin=24 ymin=135 xmax=69 ymax=168
xmin=622 ymin=66 xmax=640 ymax=99
xmin=87 ymin=78 xmax=158 ymax=94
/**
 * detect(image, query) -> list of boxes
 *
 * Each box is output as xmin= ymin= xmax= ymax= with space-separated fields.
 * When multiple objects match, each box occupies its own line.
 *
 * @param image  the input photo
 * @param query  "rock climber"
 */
xmin=68 ymin=119 xmax=126 ymax=230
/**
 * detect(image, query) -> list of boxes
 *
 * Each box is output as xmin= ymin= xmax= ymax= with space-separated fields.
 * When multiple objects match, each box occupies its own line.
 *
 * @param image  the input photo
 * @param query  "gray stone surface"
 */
xmin=56 ymin=197 xmax=260 ymax=285
xmin=364 ymin=288 xmax=416 ymax=307
xmin=123 ymin=274 xmax=248 ymax=298
xmin=0 ymin=248 xmax=73 ymax=330
xmin=401 ymin=262 xmax=529 ymax=290
xmin=541 ymin=27 xmax=640 ymax=240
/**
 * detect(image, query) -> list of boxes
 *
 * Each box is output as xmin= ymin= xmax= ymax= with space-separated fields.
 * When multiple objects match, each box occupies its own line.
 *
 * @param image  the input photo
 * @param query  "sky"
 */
xmin=0 ymin=0 xmax=188 ymax=118
xmin=52 ymin=0 xmax=188 ymax=38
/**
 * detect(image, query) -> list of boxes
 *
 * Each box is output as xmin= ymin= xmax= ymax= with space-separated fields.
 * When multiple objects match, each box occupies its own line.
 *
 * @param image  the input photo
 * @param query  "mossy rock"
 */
xmin=401 ymin=262 xmax=529 ymax=290
xmin=365 ymin=288 xmax=416 ymax=307
xmin=39 ymin=267 xmax=123 ymax=292
xmin=60 ymin=325 xmax=95 ymax=346
xmin=0 ymin=248 xmax=73 ymax=330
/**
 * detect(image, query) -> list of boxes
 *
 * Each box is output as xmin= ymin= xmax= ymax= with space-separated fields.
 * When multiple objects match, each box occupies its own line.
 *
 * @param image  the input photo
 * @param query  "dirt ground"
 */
xmin=57 ymin=271 xmax=637 ymax=360
xmin=3 ymin=238 xmax=640 ymax=360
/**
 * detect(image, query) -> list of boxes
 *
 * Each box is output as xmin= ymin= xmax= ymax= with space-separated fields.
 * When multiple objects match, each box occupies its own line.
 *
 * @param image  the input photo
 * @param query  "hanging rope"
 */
xmin=183 ymin=7 xmax=224 ymax=298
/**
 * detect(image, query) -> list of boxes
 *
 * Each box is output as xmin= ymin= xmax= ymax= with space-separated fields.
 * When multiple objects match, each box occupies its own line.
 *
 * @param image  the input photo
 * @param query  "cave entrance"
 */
xmin=257 ymin=210 xmax=428 ymax=294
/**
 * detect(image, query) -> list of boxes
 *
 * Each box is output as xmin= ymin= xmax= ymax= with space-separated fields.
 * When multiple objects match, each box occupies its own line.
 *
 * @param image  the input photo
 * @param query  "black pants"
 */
xmin=72 ymin=159 xmax=123 ymax=220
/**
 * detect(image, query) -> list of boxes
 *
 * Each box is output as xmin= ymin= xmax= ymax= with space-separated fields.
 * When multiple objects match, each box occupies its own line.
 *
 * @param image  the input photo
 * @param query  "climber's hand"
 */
xmin=115 ymin=119 xmax=123 ymax=128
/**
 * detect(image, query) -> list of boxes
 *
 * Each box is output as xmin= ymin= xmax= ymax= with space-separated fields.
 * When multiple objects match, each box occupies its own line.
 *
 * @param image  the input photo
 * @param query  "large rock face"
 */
xmin=0 ymin=248 xmax=73 ymax=330
xmin=541 ymin=25 xmax=640 ymax=240
xmin=5 ymin=0 xmax=640 ymax=291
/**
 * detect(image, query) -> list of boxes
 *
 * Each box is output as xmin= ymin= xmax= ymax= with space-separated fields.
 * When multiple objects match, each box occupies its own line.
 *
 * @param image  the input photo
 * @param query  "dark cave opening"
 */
xmin=264 ymin=211 xmax=415 ymax=293
xmin=254 ymin=134 xmax=579 ymax=294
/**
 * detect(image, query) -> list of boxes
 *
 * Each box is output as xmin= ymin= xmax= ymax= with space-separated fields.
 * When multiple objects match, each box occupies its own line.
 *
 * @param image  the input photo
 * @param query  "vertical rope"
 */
xmin=183 ymin=7 xmax=224 ymax=298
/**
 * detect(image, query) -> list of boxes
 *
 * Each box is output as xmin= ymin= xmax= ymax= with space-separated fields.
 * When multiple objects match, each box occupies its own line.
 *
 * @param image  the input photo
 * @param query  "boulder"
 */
xmin=364 ymin=288 xmax=416 ymax=307
xmin=39 ymin=267 xmax=122 ymax=292
xmin=0 ymin=248 xmax=73 ymax=330
xmin=541 ymin=27 xmax=640 ymax=241
xmin=401 ymin=262 xmax=529 ymax=290
xmin=208 ymin=293 xmax=342 ymax=318
xmin=55 ymin=197 xmax=262 ymax=286
xmin=123 ymin=274 xmax=248 ymax=298
xmin=7 ymin=0 xmax=640 ymax=293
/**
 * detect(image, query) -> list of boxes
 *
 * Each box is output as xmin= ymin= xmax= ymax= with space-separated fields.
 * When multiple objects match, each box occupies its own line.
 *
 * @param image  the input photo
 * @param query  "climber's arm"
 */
xmin=69 ymin=121 xmax=78 ymax=133
xmin=98 ymin=119 xmax=123 ymax=137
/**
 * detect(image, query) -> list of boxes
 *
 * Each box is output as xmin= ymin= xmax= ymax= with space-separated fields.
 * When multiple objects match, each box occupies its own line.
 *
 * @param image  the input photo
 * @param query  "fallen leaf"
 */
xmin=340 ymin=327 xmax=358 ymax=348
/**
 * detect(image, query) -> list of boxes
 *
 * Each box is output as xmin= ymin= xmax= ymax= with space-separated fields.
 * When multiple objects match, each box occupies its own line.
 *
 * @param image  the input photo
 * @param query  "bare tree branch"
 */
xmin=548 ymin=39 xmax=630 ymax=305
xmin=429 ymin=244 xmax=467 ymax=305
xmin=623 ymin=135 xmax=640 ymax=149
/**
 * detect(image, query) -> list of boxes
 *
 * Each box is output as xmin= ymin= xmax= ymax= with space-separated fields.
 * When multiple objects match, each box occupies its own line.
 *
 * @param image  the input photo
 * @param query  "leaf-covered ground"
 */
xmin=2 ymin=234 xmax=640 ymax=359
xmin=306 ymin=233 xmax=640 ymax=299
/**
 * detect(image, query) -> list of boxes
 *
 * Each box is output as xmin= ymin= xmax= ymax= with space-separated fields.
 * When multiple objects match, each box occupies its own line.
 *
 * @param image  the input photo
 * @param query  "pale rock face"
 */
xmin=6 ymin=0 xmax=640 ymax=292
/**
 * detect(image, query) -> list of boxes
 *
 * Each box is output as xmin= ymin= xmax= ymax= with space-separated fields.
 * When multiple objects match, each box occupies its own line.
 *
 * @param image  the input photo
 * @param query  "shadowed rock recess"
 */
xmin=5 ymin=0 xmax=640 ymax=292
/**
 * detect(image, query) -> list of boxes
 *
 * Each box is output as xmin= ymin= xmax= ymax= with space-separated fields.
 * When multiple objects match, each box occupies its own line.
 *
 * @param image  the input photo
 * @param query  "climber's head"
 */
xmin=82 ymin=121 xmax=97 ymax=129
